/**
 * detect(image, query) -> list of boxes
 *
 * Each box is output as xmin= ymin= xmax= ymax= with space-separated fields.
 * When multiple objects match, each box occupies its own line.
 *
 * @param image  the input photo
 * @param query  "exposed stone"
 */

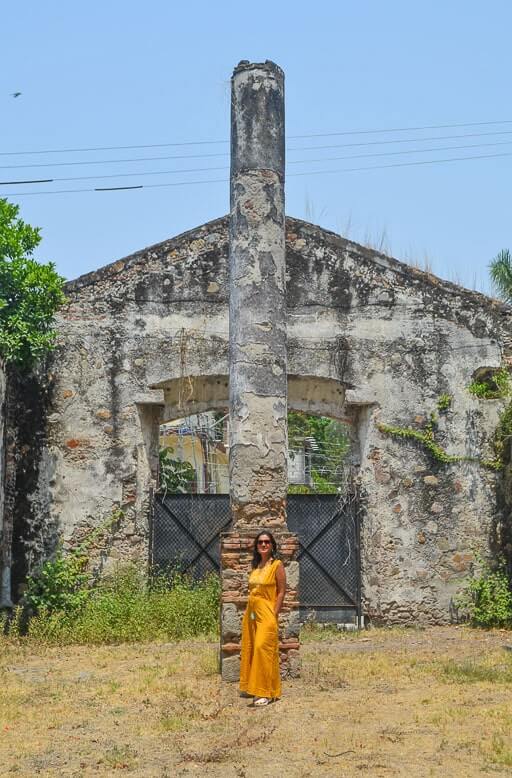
xmin=423 ymin=475 xmax=439 ymax=486
xmin=286 ymin=561 xmax=299 ymax=590
xmin=221 ymin=654 xmax=240 ymax=683
xmin=221 ymin=603 xmax=241 ymax=642
xmin=374 ymin=464 xmax=391 ymax=484
xmin=430 ymin=502 xmax=443 ymax=514
xmin=284 ymin=609 xmax=301 ymax=638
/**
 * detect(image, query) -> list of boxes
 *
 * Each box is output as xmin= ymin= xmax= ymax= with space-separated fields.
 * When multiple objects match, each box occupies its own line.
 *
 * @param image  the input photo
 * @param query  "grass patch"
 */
xmin=440 ymin=657 xmax=512 ymax=685
xmin=487 ymin=734 xmax=512 ymax=768
xmin=5 ymin=565 xmax=220 ymax=646
xmin=160 ymin=713 xmax=189 ymax=732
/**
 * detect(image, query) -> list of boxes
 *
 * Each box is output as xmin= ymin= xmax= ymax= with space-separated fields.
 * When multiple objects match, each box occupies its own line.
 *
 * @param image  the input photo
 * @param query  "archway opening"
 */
xmin=157 ymin=408 xmax=352 ymax=495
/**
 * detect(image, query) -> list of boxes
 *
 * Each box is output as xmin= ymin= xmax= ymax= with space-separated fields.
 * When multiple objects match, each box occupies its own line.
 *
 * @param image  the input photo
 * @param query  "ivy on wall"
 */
xmin=378 ymin=400 xmax=502 ymax=471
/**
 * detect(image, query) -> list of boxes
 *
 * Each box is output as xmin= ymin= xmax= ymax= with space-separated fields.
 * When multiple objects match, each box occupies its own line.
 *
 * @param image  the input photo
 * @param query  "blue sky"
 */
xmin=1 ymin=1 xmax=510 ymax=293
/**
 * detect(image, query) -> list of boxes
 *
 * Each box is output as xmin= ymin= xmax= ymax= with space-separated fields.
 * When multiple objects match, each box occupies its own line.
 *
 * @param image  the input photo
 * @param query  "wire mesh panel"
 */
xmin=151 ymin=494 xmax=231 ymax=579
xmin=151 ymin=491 xmax=361 ymax=621
xmin=287 ymin=493 xmax=361 ymax=624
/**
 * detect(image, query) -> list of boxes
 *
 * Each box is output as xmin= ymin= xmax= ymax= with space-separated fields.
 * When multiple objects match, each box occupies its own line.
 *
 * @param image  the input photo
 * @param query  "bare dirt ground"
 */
xmin=2 ymin=626 xmax=512 ymax=777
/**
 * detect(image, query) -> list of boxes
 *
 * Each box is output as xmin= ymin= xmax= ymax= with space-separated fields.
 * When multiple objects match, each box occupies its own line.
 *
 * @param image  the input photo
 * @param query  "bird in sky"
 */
xmin=10 ymin=92 xmax=22 ymax=98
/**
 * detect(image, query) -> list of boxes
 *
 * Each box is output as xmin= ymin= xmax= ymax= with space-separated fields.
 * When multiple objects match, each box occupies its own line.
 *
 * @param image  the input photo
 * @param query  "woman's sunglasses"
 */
xmin=257 ymin=539 xmax=271 ymax=546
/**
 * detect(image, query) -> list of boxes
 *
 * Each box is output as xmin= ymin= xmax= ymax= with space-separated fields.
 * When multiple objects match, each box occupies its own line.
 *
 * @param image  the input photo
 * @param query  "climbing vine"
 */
xmin=378 ymin=402 xmax=502 ymax=471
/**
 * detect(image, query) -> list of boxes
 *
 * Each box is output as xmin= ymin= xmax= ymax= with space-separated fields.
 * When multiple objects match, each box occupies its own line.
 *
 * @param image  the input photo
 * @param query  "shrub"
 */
xmin=24 ymin=547 xmax=90 ymax=615
xmin=23 ymin=511 xmax=123 ymax=616
xmin=18 ymin=565 xmax=220 ymax=645
xmin=468 ymin=368 xmax=510 ymax=400
xmin=455 ymin=558 xmax=512 ymax=628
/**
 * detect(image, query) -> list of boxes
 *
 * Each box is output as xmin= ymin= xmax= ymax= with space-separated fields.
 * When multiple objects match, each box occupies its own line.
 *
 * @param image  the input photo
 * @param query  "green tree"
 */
xmin=288 ymin=411 xmax=349 ymax=494
xmin=0 ymin=199 xmax=65 ymax=609
xmin=489 ymin=248 xmax=512 ymax=304
xmin=159 ymin=447 xmax=196 ymax=493
xmin=0 ymin=198 xmax=65 ymax=367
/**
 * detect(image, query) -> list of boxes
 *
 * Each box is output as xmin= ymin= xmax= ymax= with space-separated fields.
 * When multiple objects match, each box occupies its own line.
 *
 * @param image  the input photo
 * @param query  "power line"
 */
xmin=3 ymin=128 xmax=512 ymax=171
xmin=0 ymin=150 xmax=228 ymax=171
xmin=4 ymin=138 xmax=512 ymax=187
xmin=289 ymin=119 xmax=512 ymax=140
xmin=287 ymin=150 xmax=512 ymax=180
xmin=289 ymin=128 xmax=512 ymax=153
xmin=4 ymin=141 xmax=512 ymax=188
xmin=1 ymin=149 xmax=510 ymax=197
xmin=1 ymin=118 xmax=512 ymax=157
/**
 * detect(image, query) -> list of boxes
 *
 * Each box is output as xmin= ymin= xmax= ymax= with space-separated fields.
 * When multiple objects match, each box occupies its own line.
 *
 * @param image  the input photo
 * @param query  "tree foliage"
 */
xmin=288 ymin=411 xmax=349 ymax=493
xmin=489 ymin=248 xmax=512 ymax=304
xmin=159 ymin=447 xmax=196 ymax=493
xmin=0 ymin=198 xmax=65 ymax=367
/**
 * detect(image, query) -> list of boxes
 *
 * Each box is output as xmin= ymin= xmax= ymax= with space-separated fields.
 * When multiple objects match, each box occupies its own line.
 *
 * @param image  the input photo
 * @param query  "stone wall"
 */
xmin=12 ymin=214 xmax=512 ymax=622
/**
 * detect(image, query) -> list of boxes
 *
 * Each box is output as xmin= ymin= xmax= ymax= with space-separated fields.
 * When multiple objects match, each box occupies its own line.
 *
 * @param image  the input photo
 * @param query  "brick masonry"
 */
xmin=220 ymin=530 xmax=300 ymax=682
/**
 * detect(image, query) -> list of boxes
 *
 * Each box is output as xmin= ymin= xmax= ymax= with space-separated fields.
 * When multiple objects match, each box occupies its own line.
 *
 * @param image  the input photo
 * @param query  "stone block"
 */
xmin=286 ymin=649 xmax=301 ymax=678
xmin=222 ymin=603 xmax=242 ymax=641
xmin=286 ymin=561 xmax=299 ymax=590
xmin=284 ymin=609 xmax=300 ymax=638
xmin=221 ymin=654 xmax=240 ymax=683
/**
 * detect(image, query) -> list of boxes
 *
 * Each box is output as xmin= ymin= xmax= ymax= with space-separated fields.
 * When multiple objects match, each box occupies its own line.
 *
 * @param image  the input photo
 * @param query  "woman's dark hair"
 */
xmin=251 ymin=530 xmax=278 ymax=569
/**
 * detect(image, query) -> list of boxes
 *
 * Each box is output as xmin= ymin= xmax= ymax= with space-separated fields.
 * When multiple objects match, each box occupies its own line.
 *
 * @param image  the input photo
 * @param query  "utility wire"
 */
xmin=1 ymin=118 xmax=512 ymax=156
xmin=287 ymin=150 xmax=512 ymax=180
xmin=3 ymin=138 xmax=512 ymax=186
xmin=289 ymin=128 xmax=512 ymax=153
xmin=3 ymin=128 xmax=512 ymax=171
xmin=1 ymin=149 xmax=510 ymax=197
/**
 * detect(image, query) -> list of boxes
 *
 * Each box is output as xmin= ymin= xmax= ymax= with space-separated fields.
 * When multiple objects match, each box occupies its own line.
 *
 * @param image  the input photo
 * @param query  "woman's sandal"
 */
xmin=253 ymin=697 xmax=272 ymax=707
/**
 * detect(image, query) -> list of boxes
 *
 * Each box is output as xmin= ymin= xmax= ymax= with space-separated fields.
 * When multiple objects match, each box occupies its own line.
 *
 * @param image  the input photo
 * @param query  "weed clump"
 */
xmin=7 ymin=565 xmax=220 ymax=645
xmin=455 ymin=558 xmax=512 ymax=628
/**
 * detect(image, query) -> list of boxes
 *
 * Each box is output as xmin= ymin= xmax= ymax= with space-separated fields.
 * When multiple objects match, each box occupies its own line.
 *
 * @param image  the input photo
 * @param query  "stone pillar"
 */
xmin=229 ymin=59 xmax=287 ymax=528
xmin=221 ymin=60 xmax=300 ymax=681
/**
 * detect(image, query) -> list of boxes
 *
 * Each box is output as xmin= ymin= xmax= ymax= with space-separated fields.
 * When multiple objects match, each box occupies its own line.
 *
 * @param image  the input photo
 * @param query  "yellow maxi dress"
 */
xmin=239 ymin=558 xmax=281 ymax=699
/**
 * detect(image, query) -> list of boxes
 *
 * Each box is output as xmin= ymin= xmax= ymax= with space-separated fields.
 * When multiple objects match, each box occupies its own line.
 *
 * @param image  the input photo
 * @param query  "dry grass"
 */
xmin=1 ymin=626 xmax=512 ymax=776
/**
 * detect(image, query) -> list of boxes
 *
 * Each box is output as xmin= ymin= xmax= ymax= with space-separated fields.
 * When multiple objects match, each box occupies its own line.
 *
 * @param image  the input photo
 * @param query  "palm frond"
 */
xmin=489 ymin=249 xmax=512 ymax=303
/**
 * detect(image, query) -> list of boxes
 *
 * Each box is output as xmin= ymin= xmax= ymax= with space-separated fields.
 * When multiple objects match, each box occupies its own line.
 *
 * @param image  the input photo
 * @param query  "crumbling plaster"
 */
xmin=19 ymin=214 xmax=512 ymax=622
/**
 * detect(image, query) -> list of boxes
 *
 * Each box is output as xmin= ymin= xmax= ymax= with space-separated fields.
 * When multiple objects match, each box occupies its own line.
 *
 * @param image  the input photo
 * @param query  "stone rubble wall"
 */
xmin=12 ymin=214 xmax=512 ymax=622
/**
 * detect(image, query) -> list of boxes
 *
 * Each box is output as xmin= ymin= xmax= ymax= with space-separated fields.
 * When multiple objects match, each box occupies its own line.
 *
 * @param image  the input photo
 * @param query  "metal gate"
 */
xmin=150 ymin=491 xmax=361 ymax=624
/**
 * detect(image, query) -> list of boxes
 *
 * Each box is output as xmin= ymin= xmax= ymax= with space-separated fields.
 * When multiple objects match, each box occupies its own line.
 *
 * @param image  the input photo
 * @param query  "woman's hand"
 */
xmin=274 ymin=562 xmax=286 ymax=618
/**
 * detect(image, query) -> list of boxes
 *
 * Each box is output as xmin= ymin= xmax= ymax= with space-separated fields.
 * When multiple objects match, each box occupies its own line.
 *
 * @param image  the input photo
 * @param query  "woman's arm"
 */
xmin=274 ymin=561 xmax=286 ymax=617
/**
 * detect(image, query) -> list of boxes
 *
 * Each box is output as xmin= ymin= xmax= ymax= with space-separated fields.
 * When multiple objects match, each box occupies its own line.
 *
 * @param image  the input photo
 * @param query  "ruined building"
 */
xmin=1 ymin=62 xmax=511 ymax=641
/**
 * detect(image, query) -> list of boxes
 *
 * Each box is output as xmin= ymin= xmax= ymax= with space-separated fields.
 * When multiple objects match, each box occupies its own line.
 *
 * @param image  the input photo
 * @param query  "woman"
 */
xmin=239 ymin=530 xmax=286 ymax=706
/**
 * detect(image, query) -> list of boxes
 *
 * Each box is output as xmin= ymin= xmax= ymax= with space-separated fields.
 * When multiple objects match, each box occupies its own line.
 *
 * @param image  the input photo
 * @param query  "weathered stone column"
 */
xmin=221 ymin=60 xmax=300 ymax=681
